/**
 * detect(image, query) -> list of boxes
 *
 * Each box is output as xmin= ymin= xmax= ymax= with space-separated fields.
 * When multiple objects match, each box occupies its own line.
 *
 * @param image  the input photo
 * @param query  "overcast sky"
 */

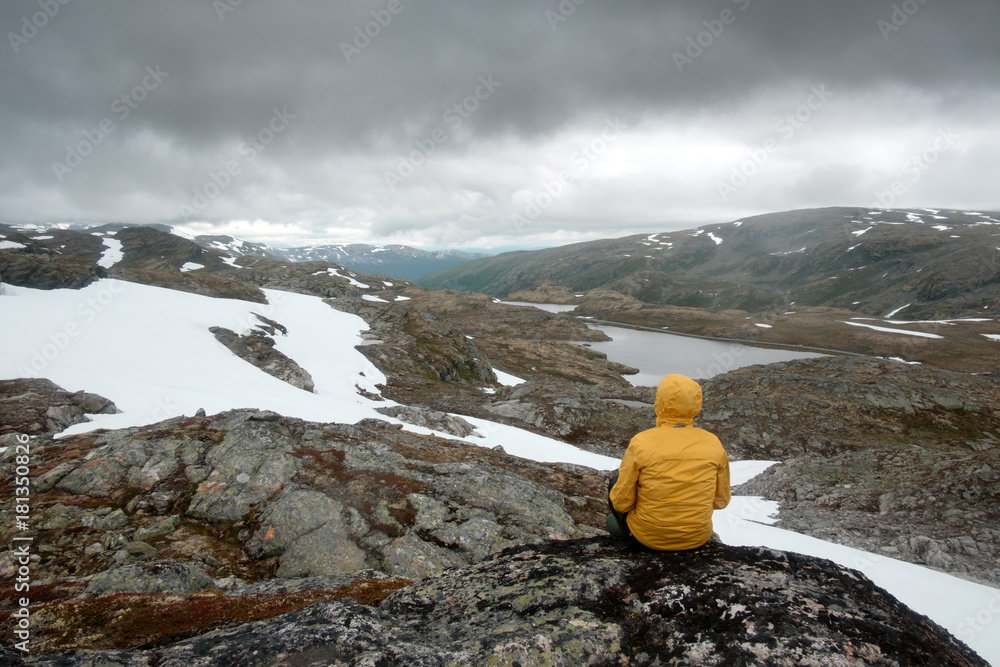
xmin=2 ymin=1 xmax=998 ymax=250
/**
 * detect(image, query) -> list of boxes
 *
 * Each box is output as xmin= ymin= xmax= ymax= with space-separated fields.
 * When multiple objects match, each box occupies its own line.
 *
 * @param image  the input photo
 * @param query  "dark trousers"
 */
xmin=606 ymin=470 xmax=631 ymax=538
xmin=606 ymin=471 xmax=720 ymax=551
xmin=606 ymin=471 xmax=659 ymax=551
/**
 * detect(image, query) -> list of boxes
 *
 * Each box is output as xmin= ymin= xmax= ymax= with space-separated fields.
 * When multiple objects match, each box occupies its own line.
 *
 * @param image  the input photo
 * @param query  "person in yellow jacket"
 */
xmin=607 ymin=373 xmax=730 ymax=550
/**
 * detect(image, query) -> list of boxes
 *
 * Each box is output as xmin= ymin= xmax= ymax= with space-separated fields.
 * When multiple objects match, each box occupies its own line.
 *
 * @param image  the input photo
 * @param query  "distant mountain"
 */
xmin=188 ymin=236 xmax=485 ymax=281
xmin=194 ymin=234 xmax=281 ymax=261
xmin=0 ymin=223 xmax=485 ymax=282
xmin=421 ymin=207 xmax=1000 ymax=319
xmin=266 ymin=244 xmax=486 ymax=281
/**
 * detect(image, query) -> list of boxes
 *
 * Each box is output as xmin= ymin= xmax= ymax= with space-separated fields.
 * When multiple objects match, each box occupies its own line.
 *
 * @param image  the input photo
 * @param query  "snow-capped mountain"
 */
xmin=189 ymin=234 xmax=486 ymax=281
xmin=266 ymin=243 xmax=486 ymax=281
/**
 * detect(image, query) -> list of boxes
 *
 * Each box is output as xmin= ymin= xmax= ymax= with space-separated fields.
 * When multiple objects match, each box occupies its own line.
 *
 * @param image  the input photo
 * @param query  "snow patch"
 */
xmin=754 ymin=323 xmax=772 ymax=329
xmin=493 ymin=369 xmax=526 ymax=386
xmin=839 ymin=321 xmax=944 ymax=339
xmin=851 ymin=227 xmax=872 ymax=237
xmin=361 ymin=294 xmax=388 ymax=303
xmin=885 ymin=304 xmax=911 ymax=318
xmin=0 ymin=240 xmax=26 ymax=250
xmin=394 ymin=295 xmax=411 ymax=301
xmin=327 ymin=268 xmax=370 ymax=288
xmin=97 ymin=238 xmax=124 ymax=268
xmin=180 ymin=262 xmax=204 ymax=273
xmin=882 ymin=356 xmax=922 ymax=365
xmin=707 ymin=232 xmax=724 ymax=245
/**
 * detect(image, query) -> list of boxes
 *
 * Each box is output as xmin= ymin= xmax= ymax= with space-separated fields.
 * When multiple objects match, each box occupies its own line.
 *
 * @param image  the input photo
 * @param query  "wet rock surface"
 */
xmin=12 ymin=539 xmax=988 ymax=665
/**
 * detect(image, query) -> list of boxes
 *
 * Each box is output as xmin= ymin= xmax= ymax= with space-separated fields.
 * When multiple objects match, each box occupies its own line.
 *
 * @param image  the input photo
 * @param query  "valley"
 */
xmin=1 ymin=209 xmax=999 ymax=663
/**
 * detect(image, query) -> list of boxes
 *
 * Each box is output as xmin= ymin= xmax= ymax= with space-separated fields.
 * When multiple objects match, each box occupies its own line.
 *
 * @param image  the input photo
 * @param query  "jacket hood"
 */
xmin=654 ymin=374 xmax=703 ymax=427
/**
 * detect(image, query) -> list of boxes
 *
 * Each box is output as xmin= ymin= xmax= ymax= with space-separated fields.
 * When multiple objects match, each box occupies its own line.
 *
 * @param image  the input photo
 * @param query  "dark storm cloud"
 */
xmin=1 ymin=0 xmax=998 ymax=246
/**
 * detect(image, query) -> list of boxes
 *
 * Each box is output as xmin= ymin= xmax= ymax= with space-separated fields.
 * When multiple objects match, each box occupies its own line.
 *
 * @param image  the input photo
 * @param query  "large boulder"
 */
xmin=82 ymin=559 xmax=214 ymax=598
xmin=17 ymin=539 xmax=989 ymax=665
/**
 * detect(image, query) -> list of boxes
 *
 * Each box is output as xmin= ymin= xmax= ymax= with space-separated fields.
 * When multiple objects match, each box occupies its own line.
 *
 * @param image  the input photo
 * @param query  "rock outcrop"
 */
xmin=0 ymin=410 xmax=608 ymax=590
xmin=0 ymin=251 xmax=104 ymax=290
xmin=11 ymin=539 xmax=989 ymax=665
xmin=375 ymin=405 xmax=479 ymax=438
xmin=705 ymin=355 xmax=1000 ymax=586
xmin=209 ymin=323 xmax=315 ymax=392
xmin=0 ymin=378 xmax=118 ymax=437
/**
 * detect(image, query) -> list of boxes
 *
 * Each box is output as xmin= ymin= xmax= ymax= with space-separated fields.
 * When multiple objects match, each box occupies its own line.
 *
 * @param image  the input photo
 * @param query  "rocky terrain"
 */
xmin=0 ymin=379 xmax=118 ymax=439
xmin=4 ymin=539 xmax=987 ymax=665
xmin=0 ymin=409 xmax=608 ymax=589
xmin=703 ymin=356 xmax=1000 ymax=587
xmin=3 ymin=216 xmax=1000 ymax=662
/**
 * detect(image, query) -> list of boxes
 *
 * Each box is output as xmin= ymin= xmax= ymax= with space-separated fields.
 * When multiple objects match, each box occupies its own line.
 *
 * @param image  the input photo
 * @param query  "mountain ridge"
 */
xmin=420 ymin=206 xmax=1000 ymax=320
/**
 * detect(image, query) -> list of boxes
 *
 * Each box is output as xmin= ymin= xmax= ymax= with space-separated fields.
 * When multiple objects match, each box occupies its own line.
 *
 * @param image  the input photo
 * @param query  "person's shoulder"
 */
xmin=692 ymin=426 xmax=725 ymax=448
xmin=691 ymin=424 xmax=720 ymax=438
xmin=629 ymin=427 xmax=660 ymax=446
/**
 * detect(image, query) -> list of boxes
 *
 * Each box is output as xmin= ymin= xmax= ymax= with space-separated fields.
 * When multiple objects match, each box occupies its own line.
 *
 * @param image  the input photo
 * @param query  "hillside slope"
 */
xmin=421 ymin=207 xmax=1000 ymax=320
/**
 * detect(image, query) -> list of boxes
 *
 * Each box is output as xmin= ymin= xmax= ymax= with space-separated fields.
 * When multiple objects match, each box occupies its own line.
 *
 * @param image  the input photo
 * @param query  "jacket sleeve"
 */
xmin=609 ymin=438 xmax=641 ymax=514
xmin=713 ymin=454 xmax=731 ymax=510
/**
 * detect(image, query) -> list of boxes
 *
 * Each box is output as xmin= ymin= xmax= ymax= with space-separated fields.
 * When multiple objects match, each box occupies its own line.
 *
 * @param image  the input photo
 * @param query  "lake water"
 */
xmin=501 ymin=301 xmax=579 ymax=314
xmin=502 ymin=301 xmax=826 ymax=385
xmin=579 ymin=324 xmax=825 ymax=386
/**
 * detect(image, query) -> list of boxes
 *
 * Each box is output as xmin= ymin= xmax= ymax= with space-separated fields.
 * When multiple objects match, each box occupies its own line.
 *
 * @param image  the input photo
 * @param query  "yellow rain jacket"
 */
xmin=610 ymin=374 xmax=730 ymax=550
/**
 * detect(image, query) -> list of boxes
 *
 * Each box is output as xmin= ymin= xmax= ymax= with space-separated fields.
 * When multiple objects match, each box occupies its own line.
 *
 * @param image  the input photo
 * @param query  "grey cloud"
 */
xmin=0 ymin=0 xmax=997 ymax=245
